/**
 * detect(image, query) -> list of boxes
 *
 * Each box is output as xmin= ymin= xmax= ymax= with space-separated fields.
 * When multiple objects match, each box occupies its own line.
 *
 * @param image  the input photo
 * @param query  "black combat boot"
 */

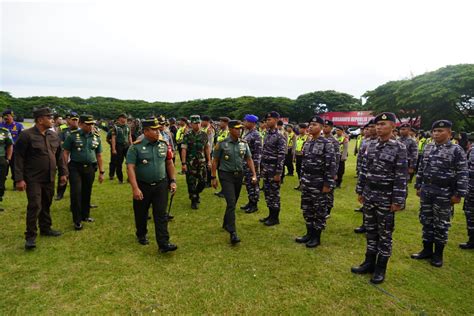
xmin=370 ymin=255 xmax=389 ymax=284
xmin=351 ymin=253 xmax=376 ymax=274
xmin=431 ymin=243 xmax=444 ymax=267
xmin=306 ymin=228 xmax=321 ymax=248
xmin=295 ymin=224 xmax=312 ymax=243
xmin=191 ymin=199 xmax=198 ymax=210
xmin=245 ymin=202 xmax=258 ymax=213
xmin=264 ymin=208 xmax=280 ymax=226
xmin=411 ymin=241 xmax=433 ymax=259
xmin=459 ymin=233 xmax=474 ymax=249
xmin=240 ymin=203 xmax=250 ymax=210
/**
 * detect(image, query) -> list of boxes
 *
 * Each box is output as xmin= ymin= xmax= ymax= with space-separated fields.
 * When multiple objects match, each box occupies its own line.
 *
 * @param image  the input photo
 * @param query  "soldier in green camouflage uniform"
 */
xmin=0 ymin=127 xmax=13 ymax=211
xmin=181 ymin=115 xmax=211 ymax=209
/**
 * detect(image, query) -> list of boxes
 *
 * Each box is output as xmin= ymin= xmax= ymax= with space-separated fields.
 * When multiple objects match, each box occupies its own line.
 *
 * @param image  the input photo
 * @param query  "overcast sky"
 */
xmin=1 ymin=0 xmax=473 ymax=102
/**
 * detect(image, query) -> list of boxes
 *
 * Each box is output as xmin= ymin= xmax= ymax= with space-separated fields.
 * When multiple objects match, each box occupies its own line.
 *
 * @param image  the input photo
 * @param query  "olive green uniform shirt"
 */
xmin=63 ymin=130 xmax=103 ymax=164
xmin=112 ymin=124 xmax=131 ymax=145
xmin=214 ymin=136 xmax=252 ymax=172
xmin=126 ymin=137 xmax=169 ymax=184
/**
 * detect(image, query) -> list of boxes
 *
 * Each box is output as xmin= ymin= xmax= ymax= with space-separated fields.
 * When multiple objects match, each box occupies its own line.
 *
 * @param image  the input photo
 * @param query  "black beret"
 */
xmin=399 ymin=123 xmax=411 ymax=128
xmin=201 ymin=115 xmax=211 ymax=121
xmin=33 ymin=107 xmax=54 ymax=118
xmin=265 ymin=111 xmax=280 ymax=119
xmin=373 ymin=112 xmax=397 ymax=123
xmin=168 ymin=117 xmax=176 ymax=123
xmin=334 ymin=126 xmax=344 ymax=131
xmin=219 ymin=117 xmax=230 ymax=123
xmin=309 ymin=116 xmax=324 ymax=125
xmin=79 ymin=114 xmax=96 ymax=124
xmin=431 ymin=120 xmax=452 ymax=130
xmin=298 ymin=123 xmax=308 ymax=129
xmin=367 ymin=119 xmax=375 ymax=126
xmin=2 ymin=109 xmax=13 ymax=116
xmin=228 ymin=120 xmax=243 ymax=129
xmin=179 ymin=117 xmax=188 ymax=122
xmin=323 ymin=119 xmax=334 ymax=127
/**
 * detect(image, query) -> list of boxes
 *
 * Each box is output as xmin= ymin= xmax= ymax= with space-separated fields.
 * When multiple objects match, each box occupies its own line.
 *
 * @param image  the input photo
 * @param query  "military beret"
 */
xmin=79 ymin=114 xmax=96 ymax=124
xmin=373 ymin=112 xmax=397 ymax=123
xmin=324 ymin=119 xmax=334 ymax=127
xmin=265 ymin=111 xmax=280 ymax=119
xmin=117 ymin=113 xmax=127 ymax=119
xmin=190 ymin=115 xmax=201 ymax=123
xmin=53 ymin=113 xmax=61 ymax=119
xmin=201 ymin=115 xmax=211 ymax=122
xmin=298 ymin=123 xmax=308 ymax=129
xmin=179 ymin=117 xmax=188 ymax=122
xmin=286 ymin=124 xmax=294 ymax=129
xmin=309 ymin=116 xmax=324 ymax=125
xmin=2 ymin=109 xmax=13 ymax=116
xmin=142 ymin=117 xmax=161 ymax=129
xmin=367 ymin=119 xmax=375 ymax=126
xmin=334 ymin=126 xmax=344 ymax=131
xmin=33 ymin=107 xmax=54 ymax=118
xmin=168 ymin=117 xmax=176 ymax=123
xmin=228 ymin=120 xmax=243 ymax=129
xmin=243 ymin=114 xmax=259 ymax=123
xmin=219 ymin=117 xmax=230 ymax=123
xmin=399 ymin=123 xmax=411 ymax=128
xmin=431 ymin=120 xmax=452 ymax=130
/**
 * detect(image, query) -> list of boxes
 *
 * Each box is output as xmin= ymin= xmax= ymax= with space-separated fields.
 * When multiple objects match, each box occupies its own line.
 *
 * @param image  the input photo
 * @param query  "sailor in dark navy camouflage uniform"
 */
xmin=295 ymin=116 xmax=336 ymax=248
xmin=259 ymin=111 xmax=286 ymax=226
xmin=412 ymin=120 xmax=468 ymax=267
xmin=240 ymin=114 xmax=262 ymax=214
xmin=460 ymin=148 xmax=474 ymax=250
xmin=322 ymin=119 xmax=340 ymax=218
xmin=351 ymin=112 xmax=408 ymax=284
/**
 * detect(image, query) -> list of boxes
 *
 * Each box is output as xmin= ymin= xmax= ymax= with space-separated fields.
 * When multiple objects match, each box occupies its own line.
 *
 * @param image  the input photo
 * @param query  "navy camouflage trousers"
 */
xmin=419 ymin=189 xmax=452 ymax=244
xmin=463 ymin=200 xmax=474 ymax=236
xmin=263 ymin=176 xmax=281 ymax=210
xmin=301 ymin=185 xmax=327 ymax=230
xmin=244 ymin=164 xmax=259 ymax=204
xmin=363 ymin=199 xmax=395 ymax=257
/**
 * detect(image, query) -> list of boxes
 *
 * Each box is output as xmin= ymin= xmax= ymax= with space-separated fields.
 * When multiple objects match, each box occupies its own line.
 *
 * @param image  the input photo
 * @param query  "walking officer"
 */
xmin=62 ymin=114 xmax=105 ymax=230
xmin=259 ymin=111 xmax=286 ymax=226
xmin=211 ymin=120 xmax=257 ymax=244
xmin=295 ymin=116 xmax=336 ymax=248
xmin=240 ymin=114 xmax=262 ymax=214
xmin=110 ymin=113 xmax=132 ymax=183
xmin=14 ymin=107 xmax=68 ymax=250
xmin=181 ymin=115 xmax=211 ymax=209
xmin=351 ymin=112 xmax=408 ymax=284
xmin=126 ymin=117 xmax=178 ymax=253
xmin=0 ymin=126 xmax=13 ymax=211
xmin=412 ymin=120 xmax=468 ymax=267
xmin=461 ymin=148 xmax=474 ymax=249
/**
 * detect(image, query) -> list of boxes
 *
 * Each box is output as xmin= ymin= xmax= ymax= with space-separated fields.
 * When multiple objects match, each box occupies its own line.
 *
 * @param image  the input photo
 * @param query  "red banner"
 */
xmin=320 ymin=111 xmax=373 ymax=126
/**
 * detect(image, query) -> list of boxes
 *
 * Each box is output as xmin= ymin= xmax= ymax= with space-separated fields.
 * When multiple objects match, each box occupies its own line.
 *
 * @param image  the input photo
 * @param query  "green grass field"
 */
xmin=1 ymin=131 xmax=473 ymax=315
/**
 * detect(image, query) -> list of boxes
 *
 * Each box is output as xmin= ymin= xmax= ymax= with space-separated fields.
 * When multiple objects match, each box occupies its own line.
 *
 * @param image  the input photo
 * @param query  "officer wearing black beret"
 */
xmin=63 ymin=114 xmax=105 ymax=230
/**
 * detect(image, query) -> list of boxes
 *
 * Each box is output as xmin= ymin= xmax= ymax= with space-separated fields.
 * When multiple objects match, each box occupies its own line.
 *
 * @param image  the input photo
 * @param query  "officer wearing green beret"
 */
xmin=63 ymin=114 xmax=105 ymax=230
xmin=211 ymin=120 xmax=257 ymax=244
xmin=126 ymin=118 xmax=178 ymax=253
xmin=0 ymin=127 xmax=13 ymax=211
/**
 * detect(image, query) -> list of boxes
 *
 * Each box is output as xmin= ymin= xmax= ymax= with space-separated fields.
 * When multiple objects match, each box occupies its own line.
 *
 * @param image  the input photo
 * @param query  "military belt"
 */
xmin=220 ymin=170 xmax=243 ymax=176
xmin=138 ymin=179 xmax=166 ymax=186
xmin=368 ymin=182 xmax=393 ymax=191
xmin=262 ymin=158 xmax=277 ymax=164
xmin=70 ymin=161 xmax=97 ymax=168
xmin=424 ymin=177 xmax=453 ymax=188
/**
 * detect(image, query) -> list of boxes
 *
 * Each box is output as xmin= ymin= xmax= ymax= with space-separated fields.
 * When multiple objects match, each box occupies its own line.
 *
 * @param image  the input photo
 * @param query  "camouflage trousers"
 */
xmin=419 ymin=189 xmax=452 ymax=244
xmin=263 ymin=176 xmax=281 ymax=210
xmin=301 ymin=185 xmax=327 ymax=230
xmin=325 ymin=189 xmax=335 ymax=213
xmin=363 ymin=199 xmax=395 ymax=257
xmin=185 ymin=166 xmax=207 ymax=201
xmin=463 ymin=200 xmax=474 ymax=235
xmin=243 ymin=165 xmax=260 ymax=204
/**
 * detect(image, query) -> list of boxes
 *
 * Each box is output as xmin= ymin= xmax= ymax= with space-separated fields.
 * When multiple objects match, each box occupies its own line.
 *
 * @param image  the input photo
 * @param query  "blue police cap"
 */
xmin=243 ymin=114 xmax=259 ymax=123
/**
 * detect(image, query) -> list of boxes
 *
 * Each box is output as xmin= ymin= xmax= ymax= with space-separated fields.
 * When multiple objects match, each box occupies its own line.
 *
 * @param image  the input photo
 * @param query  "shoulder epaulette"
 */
xmin=133 ymin=139 xmax=142 ymax=145
xmin=71 ymin=129 xmax=79 ymax=134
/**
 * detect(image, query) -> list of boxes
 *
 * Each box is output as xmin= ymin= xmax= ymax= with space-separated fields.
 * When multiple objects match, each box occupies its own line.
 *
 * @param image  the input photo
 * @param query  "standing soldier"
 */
xmin=0 ymin=109 xmax=24 ymax=189
xmin=284 ymin=124 xmax=296 ymax=176
xmin=214 ymin=117 xmax=230 ymax=198
xmin=259 ymin=111 xmax=286 ymax=226
xmin=110 ymin=113 xmax=132 ymax=184
xmin=398 ymin=123 xmax=418 ymax=183
xmin=14 ymin=108 xmax=68 ymax=250
xmin=181 ymin=115 xmax=211 ymax=209
xmin=62 ymin=115 xmax=105 ymax=230
xmin=175 ymin=117 xmax=188 ymax=166
xmin=240 ymin=114 xmax=262 ymax=213
xmin=126 ymin=118 xmax=177 ymax=253
xmin=201 ymin=115 xmax=216 ymax=187
xmin=0 ymin=126 xmax=13 ymax=211
xmin=211 ymin=120 xmax=257 ymax=244
xmin=351 ymin=112 xmax=408 ymax=284
xmin=322 ymin=119 xmax=340 ymax=218
xmin=460 ymin=148 xmax=474 ymax=249
xmin=412 ymin=120 xmax=468 ymax=267
xmin=294 ymin=123 xmax=308 ymax=190
xmin=295 ymin=116 xmax=336 ymax=248
xmin=335 ymin=126 xmax=348 ymax=188
xmin=55 ymin=111 xmax=80 ymax=201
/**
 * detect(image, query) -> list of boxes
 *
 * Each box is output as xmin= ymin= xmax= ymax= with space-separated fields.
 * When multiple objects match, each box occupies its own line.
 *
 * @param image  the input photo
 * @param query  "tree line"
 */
xmin=0 ymin=64 xmax=472 ymax=130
